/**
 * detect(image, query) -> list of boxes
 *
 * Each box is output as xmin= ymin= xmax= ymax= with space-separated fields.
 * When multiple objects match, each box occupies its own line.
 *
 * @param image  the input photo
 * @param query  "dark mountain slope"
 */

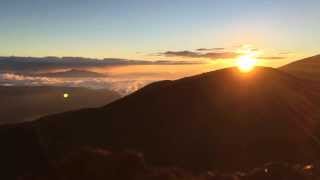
xmin=35 ymin=67 xmax=320 ymax=166
xmin=280 ymin=54 xmax=320 ymax=82
xmin=2 ymin=67 xmax=320 ymax=178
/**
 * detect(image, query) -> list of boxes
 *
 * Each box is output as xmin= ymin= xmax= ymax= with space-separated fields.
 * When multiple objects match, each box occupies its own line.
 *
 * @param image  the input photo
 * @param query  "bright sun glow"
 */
xmin=236 ymin=55 xmax=258 ymax=73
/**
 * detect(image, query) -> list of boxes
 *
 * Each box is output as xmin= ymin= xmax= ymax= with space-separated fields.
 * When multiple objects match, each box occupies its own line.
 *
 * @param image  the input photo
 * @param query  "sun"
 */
xmin=236 ymin=55 xmax=257 ymax=73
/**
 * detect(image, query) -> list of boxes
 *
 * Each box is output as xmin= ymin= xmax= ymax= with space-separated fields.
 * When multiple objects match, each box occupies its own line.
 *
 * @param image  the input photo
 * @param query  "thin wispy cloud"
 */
xmin=1 ymin=73 xmax=60 ymax=84
xmin=279 ymin=52 xmax=292 ymax=55
xmin=196 ymin=48 xmax=225 ymax=51
xmin=161 ymin=50 xmax=241 ymax=60
xmin=258 ymin=56 xmax=286 ymax=60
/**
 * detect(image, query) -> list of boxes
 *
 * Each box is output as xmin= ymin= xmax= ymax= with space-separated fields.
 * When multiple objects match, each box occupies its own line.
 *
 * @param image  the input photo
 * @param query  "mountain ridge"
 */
xmin=2 ymin=66 xmax=320 ymax=179
xmin=280 ymin=54 xmax=320 ymax=82
xmin=34 ymin=67 xmax=320 ymax=166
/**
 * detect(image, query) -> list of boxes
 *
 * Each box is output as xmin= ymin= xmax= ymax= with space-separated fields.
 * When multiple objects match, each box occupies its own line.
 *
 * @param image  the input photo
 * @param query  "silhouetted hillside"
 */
xmin=0 ymin=86 xmax=120 ymax=124
xmin=2 ymin=67 xmax=320 ymax=179
xmin=280 ymin=54 xmax=320 ymax=82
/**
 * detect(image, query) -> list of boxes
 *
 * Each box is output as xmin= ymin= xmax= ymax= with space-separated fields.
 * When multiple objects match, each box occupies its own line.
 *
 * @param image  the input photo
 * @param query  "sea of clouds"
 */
xmin=0 ymin=56 xmax=222 ymax=95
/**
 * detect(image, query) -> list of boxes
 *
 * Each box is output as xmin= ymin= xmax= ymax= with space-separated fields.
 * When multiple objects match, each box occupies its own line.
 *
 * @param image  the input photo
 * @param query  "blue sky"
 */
xmin=1 ymin=0 xmax=319 ymax=64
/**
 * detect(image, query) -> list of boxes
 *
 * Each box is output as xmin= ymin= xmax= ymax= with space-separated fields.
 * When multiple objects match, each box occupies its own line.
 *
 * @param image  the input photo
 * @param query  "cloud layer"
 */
xmin=196 ymin=48 xmax=225 ymax=51
xmin=0 ymin=56 xmax=202 ymax=73
xmin=0 ymin=73 xmax=151 ymax=95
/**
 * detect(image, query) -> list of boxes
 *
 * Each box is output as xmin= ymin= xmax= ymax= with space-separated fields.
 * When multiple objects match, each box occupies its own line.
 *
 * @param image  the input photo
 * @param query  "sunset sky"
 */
xmin=1 ymin=0 xmax=319 ymax=67
xmin=2 ymin=1 xmax=320 ymax=177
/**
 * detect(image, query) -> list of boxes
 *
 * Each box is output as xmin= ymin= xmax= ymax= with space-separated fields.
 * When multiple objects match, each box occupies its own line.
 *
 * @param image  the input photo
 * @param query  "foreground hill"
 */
xmin=0 ymin=86 xmax=119 ymax=124
xmin=280 ymin=54 xmax=320 ymax=82
xmin=2 ymin=67 xmax=320 ymax=178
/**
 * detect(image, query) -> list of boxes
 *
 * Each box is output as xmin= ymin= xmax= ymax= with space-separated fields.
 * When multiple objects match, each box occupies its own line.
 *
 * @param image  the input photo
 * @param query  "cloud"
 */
xmin=0 ymin=72 xmax=151 ymax=95
xmin=196 ymin=48 xmax=225 ymax=51
xmin=161 ymin=50 xmax=240 ymax=60
xmin=203 ymin=52 xmax=240 ymax=59
xmin=279 ymin=52 xmax=291 ymax=55
xmin=258 ymin=56 xmax=286 ymax=60
xmin=162 ymin=51 xmax=201 ymax=58
xmin=0 ymin=73 xmax=61 ymax=85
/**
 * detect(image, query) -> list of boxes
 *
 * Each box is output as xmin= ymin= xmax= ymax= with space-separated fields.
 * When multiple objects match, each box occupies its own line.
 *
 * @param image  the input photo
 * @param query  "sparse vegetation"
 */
xmin=19 ymin=148 xmax=320 ymax=180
